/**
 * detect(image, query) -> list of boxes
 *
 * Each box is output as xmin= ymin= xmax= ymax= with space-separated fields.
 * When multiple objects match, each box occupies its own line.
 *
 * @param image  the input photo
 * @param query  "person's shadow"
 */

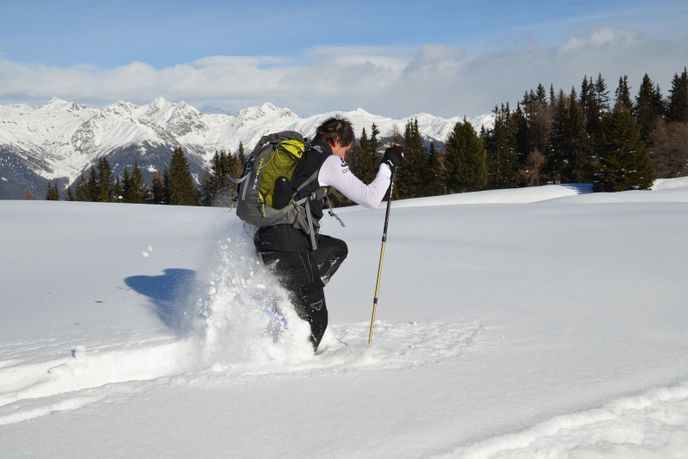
xmin=125 ymin=268 xmax=199 ymax=336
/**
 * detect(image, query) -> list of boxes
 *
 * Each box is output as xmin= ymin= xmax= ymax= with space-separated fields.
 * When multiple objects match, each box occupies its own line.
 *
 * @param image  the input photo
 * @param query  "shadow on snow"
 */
xmin=125 ymin=268 xmax=200 ymax=337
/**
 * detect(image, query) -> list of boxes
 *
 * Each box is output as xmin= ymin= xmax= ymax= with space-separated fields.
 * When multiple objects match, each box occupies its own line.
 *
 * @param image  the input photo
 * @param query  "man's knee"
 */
xmin=325 ymin=237 xmax=347 ymax=262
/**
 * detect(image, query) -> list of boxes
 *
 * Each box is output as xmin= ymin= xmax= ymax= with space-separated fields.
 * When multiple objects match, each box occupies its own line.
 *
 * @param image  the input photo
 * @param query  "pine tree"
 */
xmin=201 ymin=152 xmax=221 ymax=206
xmin=396 ymin=120 xmax=429 ymax=198
xmin=124 ymin=162 xmax=147 ymax=203
xmin=426 ymin=142 xmax=446 ymax=195
xmin=166 ymin=148 xmax=199 ymax=205
xmin=350 ymin=127 xmax=378 ymax=184
xmin=121 ymin=168 xmax=130 ymax=200
xmin=87 ymin=167 xmax=98 ymax=201
xmin=485 ymin=104 xmax=519 ymax=188
xmin=614 ymin=75 xmax=632 ymax=112
xmin=45 ymin=182 xmax=60 ymax=200
xmin=667 ymin=67 xmax=688 ymax=122
xmin=75 ymin=176 xmax=89 ymax=201
xmin=150 ymin=172 xmax=166 ymax=204
xmin=370 ymin=123 xmax=380 ymax=156
xmin=202 ymin=151 xmax=235 ymax=206
xmin=548 ymin=89 xmax=593 ymax=183
xmin=597 ymin=106 xmax=655 ymax=191
xmin=66 ymin=186 xmax=75 ymax=201
xmin=635 ymin=73 xmax=664 ymax=145
xmin=113 ymin=177 xmax=123 ymax=202
xmin=96 ymin=157 xmax=113 ymax=202
xmin=535 ymin=83 xmax=548 ymax=106
xmin=594 ymin=73 xmax=610 ymax=112
xmin=580 ymin=75 xmax=605 ymax=171
xmin=522 ymin=89 xmax=551 ymax=156
xmin=236 ymin=142 xmax=247 ymax=176
xmin=444 ymin=118 xmax=487 ymax=193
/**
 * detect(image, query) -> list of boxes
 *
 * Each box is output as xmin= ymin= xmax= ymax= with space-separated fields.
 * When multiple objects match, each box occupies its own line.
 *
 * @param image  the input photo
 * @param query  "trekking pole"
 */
xmin=367 ymin=169 xmax=396 ymax=349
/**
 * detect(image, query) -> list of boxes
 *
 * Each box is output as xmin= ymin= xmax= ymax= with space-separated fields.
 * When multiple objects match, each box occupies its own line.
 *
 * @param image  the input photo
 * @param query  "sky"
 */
xmin=0 ymin=0 xmax=687 ymax=117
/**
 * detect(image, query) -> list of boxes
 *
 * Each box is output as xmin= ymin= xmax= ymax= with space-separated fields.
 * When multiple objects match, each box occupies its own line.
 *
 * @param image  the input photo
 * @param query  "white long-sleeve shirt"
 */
xmin=317 ymin=155 xmax=392 ymax=209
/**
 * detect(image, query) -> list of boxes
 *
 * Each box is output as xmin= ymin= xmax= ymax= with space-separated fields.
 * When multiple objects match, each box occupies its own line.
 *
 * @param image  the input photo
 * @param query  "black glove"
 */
xmin=382 ymin=145 xmax=404 ymax=170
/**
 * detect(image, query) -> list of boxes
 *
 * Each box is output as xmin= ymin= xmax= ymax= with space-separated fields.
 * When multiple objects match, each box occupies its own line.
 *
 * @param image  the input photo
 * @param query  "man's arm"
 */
xmin=317 ymin=155 xmax=391 ymax=209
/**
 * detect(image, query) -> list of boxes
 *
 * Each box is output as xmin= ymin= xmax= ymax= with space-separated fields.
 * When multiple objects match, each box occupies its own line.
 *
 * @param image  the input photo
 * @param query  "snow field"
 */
xmin=2 ymin=180 xmax=688 ymax=457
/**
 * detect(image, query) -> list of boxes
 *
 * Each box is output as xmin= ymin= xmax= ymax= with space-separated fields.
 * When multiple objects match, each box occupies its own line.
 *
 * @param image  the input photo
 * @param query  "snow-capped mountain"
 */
xmin=0 ymin=97 xmax=493 ymax=199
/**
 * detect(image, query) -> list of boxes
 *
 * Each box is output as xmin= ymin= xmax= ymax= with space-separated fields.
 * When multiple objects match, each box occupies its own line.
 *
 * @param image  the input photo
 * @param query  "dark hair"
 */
xmin=315 ymin=117 xmax=355 ymax=147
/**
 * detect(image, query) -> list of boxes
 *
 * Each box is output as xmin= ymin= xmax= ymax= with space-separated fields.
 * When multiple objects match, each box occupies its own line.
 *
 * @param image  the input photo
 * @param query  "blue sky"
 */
xmin=1 ymin=0 xmax=686 ymax=116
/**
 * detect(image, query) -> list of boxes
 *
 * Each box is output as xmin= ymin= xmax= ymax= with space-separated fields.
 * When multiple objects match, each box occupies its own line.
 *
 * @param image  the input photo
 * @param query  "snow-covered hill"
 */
xmin=2 ymin=182 xmax=688 ymax=457
xmin=0 ymin=98 xmax=492 ymax=198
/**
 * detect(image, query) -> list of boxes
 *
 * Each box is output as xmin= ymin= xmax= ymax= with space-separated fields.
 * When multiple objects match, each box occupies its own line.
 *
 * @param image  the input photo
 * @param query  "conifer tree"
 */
xmin=201 ymin=152 xmax=221 ymax=206
xmin=113 ymin=177 xmax=123 ymax=202
xmin=597 ymin=106 xmax=655 ymax=191
xmin=522 ymin=89 xmax=551 ymax=156
xmin=45 ymin=182 xmax=60 ymax=200
xmin=75 ymin=176 xmax=89 ymax=201
xmin=426 ymin=142 xmax=446 ymax=195
xmin=96 ymin=157 xmax=113 ymax=202
xmin=635 ymin=73 xmax=664 ymax=145
xmin=370 ymin=123 xmax=380 ymax=156
xmin=87 ymin=167 xmax=98 ymax=201
xmin=512 ymin=103 xmax=530 ymax=174
xmin=121 ymin=168 xmax=130 ymax=200
xmin=485 ymin=104 xmax=519 ymax=188
xmin=396 ymin=119 xmax=429 ymax=198
xmin=236 ymin=142 xmax=247 ymax=176
xmin=350 ymin=127 xmax=378 ymax=184
xmin=580 ymin=75 xmax=605 ymax=169
xmin=123 ymin=163 xmax=147 ymax=203
xmin=580 ymin=76 xmax=599 ymax=128
xmin=594 ymin=73 xmax=610 ymax=112
xmin=535 ymin=83 xmax=548 ymax=106
xmin=444 ymin=118 xmax=487 ymax=193
xmin=614 ymin=75 xmax=632 ymax=111
xmin=163 ymin=170 xmax=171 ymax=203
xmin=202 ymin=151 xmax=235 ymax=206
xmin=66 ymin=186 xmax=75 ymax=201
xmin=166 ymin=148 xmax=199 ymax=205
xmin=667 ymin=67 xmax=688 ymax=123
xmin=548 ymin=89 xmax=593 ymax=183
xmin=150 ymin=172 xmax=166 ymax=204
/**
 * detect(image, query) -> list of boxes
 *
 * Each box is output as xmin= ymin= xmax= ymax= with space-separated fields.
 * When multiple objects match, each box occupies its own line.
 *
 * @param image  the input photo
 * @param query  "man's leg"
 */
xmin=312 ymin=235 xmax=348 ymax=285
xmin=259 ymin=250 xmax=328 ymax=350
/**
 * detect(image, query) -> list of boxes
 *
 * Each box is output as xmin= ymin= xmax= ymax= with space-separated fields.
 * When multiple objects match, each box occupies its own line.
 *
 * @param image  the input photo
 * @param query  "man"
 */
xmin=254 ymin=117 xmax=404 ymax=351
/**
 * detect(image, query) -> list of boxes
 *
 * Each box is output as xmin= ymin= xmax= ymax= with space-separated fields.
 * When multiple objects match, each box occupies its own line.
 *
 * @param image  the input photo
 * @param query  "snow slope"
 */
xmin=1 ymin=182 xmax=688 ymax=458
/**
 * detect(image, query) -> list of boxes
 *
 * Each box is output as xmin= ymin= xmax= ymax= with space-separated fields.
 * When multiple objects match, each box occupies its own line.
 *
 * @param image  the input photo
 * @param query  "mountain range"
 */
xmin=0 ymin=98 xmax=493 ymax=199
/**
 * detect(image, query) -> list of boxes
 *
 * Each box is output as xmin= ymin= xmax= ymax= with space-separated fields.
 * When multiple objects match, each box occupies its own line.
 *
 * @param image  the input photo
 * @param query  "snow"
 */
xmin=1 ymin=182 xmax=688 ymax=457
xmin=0 ymin=98 xmax=492 ymax=184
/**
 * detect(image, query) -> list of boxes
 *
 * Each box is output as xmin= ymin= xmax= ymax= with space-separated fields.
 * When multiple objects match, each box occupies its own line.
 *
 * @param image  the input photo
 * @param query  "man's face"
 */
xmin=331 ymin=140 xmax=353 ymax=160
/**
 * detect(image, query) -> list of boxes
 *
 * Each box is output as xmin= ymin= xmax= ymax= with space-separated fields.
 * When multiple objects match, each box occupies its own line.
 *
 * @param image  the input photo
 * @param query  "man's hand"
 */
xmin=382 ymin=145 xmax=404 ymax=170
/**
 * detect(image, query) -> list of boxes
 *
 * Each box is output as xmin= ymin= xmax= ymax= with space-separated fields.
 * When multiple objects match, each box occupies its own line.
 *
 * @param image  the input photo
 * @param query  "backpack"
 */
xmin=231 ymin=131 xmax=343 ymax=250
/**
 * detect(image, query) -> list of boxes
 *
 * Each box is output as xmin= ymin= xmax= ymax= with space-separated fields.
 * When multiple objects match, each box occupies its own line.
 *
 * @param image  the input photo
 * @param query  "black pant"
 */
xmin=258 ymin=235 xmax=348 ymax=350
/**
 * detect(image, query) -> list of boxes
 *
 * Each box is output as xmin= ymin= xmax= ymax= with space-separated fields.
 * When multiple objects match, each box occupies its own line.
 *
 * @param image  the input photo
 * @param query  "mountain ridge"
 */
xmin=0 ymin=98 xmax=493 ymax=199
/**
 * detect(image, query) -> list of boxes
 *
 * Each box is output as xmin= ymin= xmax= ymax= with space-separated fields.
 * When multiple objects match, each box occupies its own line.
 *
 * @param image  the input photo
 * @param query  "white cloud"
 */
xmin=560 ymin=27 xmax=640 ymax=53
xmin=0 ymin=28 xmax=686 ymax=118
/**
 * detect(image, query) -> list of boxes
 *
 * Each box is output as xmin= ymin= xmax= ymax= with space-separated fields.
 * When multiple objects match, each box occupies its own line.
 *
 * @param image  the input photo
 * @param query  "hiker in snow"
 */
xmin=254 ymin=117 xmax=404 ymax=351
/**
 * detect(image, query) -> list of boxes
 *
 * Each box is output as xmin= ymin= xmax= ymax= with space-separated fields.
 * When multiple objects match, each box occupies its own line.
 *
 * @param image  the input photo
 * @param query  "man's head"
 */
xmin=315 ymin=117 xmax=355 ymax=159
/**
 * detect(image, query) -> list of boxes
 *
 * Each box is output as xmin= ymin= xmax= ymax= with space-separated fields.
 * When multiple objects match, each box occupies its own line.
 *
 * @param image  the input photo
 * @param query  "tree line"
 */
xmin=346 ymin=67 xmax=688 ymax=199
xmin=47 ymin=67 xmax=688 ymax=203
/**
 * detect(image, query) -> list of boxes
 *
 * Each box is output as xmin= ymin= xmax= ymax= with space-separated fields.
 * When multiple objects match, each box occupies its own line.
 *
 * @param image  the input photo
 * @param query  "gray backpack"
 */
xmin=232 ymin=131 xmax=342 ymax=250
